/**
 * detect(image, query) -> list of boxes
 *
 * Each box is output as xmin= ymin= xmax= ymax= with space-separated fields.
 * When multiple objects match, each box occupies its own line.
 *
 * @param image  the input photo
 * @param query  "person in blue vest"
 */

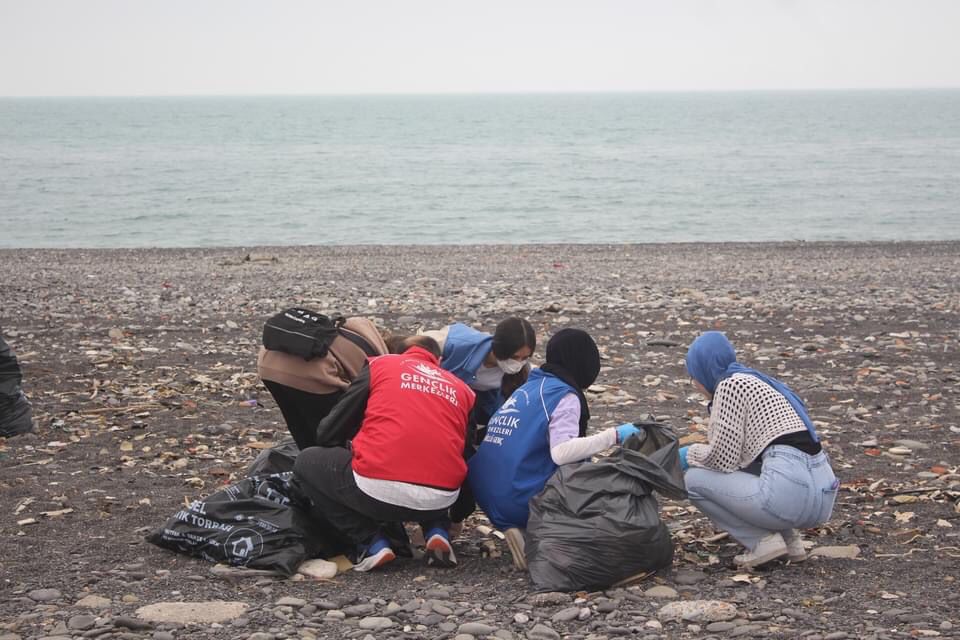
xmin=419 ymin=317 xmax=537 ymax=426
xmin=467 ymin=328 xmax=642 ymax=569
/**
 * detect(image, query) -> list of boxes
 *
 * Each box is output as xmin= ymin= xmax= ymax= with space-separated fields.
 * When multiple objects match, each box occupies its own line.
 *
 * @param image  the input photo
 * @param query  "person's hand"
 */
xmin=616 ymin=423 xmax=641 ymax=444
xmin=678 ymin=446 xmax=690 ymax=472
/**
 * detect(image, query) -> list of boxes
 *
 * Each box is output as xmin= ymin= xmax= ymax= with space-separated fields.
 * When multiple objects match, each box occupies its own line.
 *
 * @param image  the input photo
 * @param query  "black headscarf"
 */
xmin=540 ymin=328 xmax=600 ymax=437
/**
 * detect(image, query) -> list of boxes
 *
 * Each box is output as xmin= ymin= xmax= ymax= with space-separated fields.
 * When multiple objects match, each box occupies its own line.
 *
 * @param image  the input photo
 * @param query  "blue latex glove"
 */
xmin=678 ymin=446 xmax=690 ymax=472
xmin=616 ymin=423 xmax=641 ymax=444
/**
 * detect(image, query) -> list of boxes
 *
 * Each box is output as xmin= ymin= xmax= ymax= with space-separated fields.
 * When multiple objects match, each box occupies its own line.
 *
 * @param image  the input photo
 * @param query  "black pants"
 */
xmin=262 ymin=380 xmax=342 ymax=450
xmin=0 ymin=333 xmax=33 ymax=438
xmin=293 ymin=446 xmax=451 ymax=546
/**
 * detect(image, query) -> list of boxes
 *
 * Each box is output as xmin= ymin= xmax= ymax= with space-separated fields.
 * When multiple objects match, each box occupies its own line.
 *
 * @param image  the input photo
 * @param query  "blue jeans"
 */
xmin=684 ymin=445 xmax=838 ymax=551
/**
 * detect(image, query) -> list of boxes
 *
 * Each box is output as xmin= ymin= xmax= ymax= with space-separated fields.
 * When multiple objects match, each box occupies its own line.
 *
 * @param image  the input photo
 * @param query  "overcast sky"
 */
xmin=1 ymin=0 xmax=958 ymax=96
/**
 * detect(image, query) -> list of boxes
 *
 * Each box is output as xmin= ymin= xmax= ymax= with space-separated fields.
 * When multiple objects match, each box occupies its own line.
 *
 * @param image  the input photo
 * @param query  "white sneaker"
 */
xmin=782 ymin=529 xmax=807 ymax=562
xmin=734 ymin=533 xmax=788 ymax=569
xmin=503 ymin=527 xmax=527 ymax=570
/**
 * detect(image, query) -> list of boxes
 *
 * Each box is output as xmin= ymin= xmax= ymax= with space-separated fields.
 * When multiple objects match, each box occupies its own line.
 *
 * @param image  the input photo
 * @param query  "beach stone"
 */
xmin=358 ymin=617 xmax=394 ymax=630
xmin=824 ymin=633 xmax=849 ymax=640
xmin=153 ymin=633 xmax=175 ymax=640
xmin=67 ymin=615 xmax=96 ymax=630
xmin=658 ymin=600 xmax=738 ymax=623
xmin=28 ymin=588 xmax=62 ymax=602
xmin=75 ymin=595 xmax=112 ymax=609
xmin=274 ymin=597 xmax=306 ymax=607
xmin=297 ymin=559 xmax=338 ymax=580
xmin=0 ymin=635 xmax=21 ymax=640
xmin=810 ymin=545 xmax=861 ymax=559
xmin=645 ymin=586 xmax=679 ymax=599
xmin=136 ymin=601 xmax=248 ymax=624
xmin=440 ymin=622 xmax=457 ymax=632
xmin=459 ymin=622 xmax=496 ymax=635
xmin=112 ymin=615 xmax=154 ymax=630
xmin=894 ymin=439 xmax=929 ymax=450
xmin=674 ymin=569 xmax=708 ymax=585
xmin=325 ymin=610 xmax=345 ymax=619
xmin=344 ymin=603 xmax=376 ymax=617
xmin=551 ymin=607 xmax=581 ymax=622
xmin=431 ymin=601 xmax=454 ymax=615
xmin=514 ymin=612 xmax=529 ymax=624
xmin=528 ymin=592 xmax=571 ymax=607
xmin=527 ymin=623 xmax=561 ymax=640
xmin=706 ymin=621 xmax=737 ymax=632
xmin=247 ymin=634 xmax=274 ymax=640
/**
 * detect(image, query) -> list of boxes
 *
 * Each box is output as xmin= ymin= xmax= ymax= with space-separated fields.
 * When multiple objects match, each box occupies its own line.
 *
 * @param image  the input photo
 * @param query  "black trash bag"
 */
xmin=245 ymin=439 xmax=300 ymax=476
xmin=0 ymin=333 xmax=34 ymax=438
xmin=147 ymin=472 xmax=348 ymax=575
xmin=526 ymin=420 xmax=688 ymax=592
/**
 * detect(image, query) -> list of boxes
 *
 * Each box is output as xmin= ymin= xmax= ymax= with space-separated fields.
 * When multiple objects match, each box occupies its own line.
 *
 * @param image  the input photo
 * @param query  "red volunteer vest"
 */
xmin=351 ymin=347 xmax=476 ymax=490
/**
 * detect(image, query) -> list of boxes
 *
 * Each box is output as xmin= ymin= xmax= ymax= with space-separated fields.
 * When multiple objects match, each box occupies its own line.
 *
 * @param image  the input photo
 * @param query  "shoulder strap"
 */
xmin=338 ymin=326 xmax=379 ymax=357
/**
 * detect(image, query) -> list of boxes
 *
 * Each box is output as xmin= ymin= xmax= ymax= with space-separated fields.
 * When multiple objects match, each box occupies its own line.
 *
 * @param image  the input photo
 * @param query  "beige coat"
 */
xmin=257 ymin=316 xmax=387 ymax=394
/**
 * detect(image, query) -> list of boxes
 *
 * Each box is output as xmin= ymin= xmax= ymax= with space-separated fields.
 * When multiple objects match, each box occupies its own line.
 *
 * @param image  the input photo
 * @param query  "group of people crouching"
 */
xmin=257 ymin=316 xmax=838 ymax=574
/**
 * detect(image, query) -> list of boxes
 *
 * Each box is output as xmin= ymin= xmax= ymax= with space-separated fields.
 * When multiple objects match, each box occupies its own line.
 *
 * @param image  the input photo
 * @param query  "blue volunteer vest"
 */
xmin=467 ymin=368 xmax=576 ymax=530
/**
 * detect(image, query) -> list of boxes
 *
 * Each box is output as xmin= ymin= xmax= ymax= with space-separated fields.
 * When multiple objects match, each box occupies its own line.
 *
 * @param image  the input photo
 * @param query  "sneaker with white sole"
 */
xmin=734 ymin=532 xmax=788 ymax=569
xmin=782 ymin=529 xmax=807 ymax=562
xmin=424 ymin=527 xmax=457 ymax=568
xmin=353 ymin=536 xmax=396 ymax=572
xmin=504 ymin=527 xmax=527 ymax=570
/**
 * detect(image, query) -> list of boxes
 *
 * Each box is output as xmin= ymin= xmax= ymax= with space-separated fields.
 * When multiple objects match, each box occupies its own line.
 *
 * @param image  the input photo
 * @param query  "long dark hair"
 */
xmin=491 ymin=317 xmax=536 ymax=360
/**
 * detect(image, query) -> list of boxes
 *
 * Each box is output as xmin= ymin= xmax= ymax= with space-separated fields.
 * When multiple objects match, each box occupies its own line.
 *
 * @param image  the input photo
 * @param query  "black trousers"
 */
xmin=293 ymin=446 xmax=451 ymax=546
xmin=262 ymin=380 xmax=342 ymax=450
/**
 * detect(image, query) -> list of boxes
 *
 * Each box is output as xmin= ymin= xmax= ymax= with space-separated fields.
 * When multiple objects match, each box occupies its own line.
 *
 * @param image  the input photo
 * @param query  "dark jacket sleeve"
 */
xmin=314 ymin=365 xmax=370 ymax=447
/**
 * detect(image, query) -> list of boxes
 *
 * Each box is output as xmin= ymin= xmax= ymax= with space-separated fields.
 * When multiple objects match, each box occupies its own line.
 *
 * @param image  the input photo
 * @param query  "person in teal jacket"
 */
xmin=419 ymin=317 xmax=536 ymax=426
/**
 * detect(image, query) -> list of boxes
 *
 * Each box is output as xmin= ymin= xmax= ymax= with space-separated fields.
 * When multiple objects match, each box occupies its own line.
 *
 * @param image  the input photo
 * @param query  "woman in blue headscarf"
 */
xmin=681 ymin=331 xmax=838 ymax=569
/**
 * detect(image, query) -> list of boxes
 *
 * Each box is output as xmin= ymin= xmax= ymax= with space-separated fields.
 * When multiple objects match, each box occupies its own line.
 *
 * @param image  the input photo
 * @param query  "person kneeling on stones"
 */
xmin=292 ymin=337 xmax=476 ymax=572
xmin=467 ymin=328 xmax=643 ymax=569
xmin=681 ymin=331 xmax=838 ymax=569
xmin=417 ymin=316 xmax=537 ymax=427
xmin=257 ymin=316 xmax=388 ymax=450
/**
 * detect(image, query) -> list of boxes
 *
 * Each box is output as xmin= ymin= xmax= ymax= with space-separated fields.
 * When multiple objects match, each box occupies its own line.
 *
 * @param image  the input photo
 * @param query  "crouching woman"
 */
xmin=468 ymin=328 xmax=641 ymax=569
xmin=681 ymin=331 xmax=838 ymax=569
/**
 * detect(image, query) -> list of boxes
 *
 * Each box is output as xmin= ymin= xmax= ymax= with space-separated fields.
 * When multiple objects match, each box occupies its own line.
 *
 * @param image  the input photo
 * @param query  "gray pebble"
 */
xmin=357 ymin=617 xmax=394 ymax=630
xmin=514 ymin=613 xmax=529 ymax=625
xmin=527 ymin=623 xmax=561 ymax=640
xmin=551 ymin=607 xmax=581 ymax=623
xmin=706 ymin=621 xmax=737 ymax=632
xmin=246 ymin=634 xmax=275 ymax=640
xmin=28 ymin=588 xmax=62 ymax=602
xmin=274 ymin=597 xmax=306 ymax=607
xmin=459 ymin=622 xmax=496 ymax=635
xmin=824 ymin=633 xmax=849 ymax=640
xmin=343 ymin=604 xmax=376 ymax=617
xmin=68 ymin=615 xmax=96 ymax=631
xmin=674 ymin=570 xmax=708 ymax=586
xmin=152 ymin=633 xmax=175 ymax=640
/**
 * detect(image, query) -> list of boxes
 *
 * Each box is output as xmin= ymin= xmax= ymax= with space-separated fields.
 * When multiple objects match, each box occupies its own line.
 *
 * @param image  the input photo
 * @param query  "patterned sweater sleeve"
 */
xmin=686 ymin=377 xmax=749 ymax=472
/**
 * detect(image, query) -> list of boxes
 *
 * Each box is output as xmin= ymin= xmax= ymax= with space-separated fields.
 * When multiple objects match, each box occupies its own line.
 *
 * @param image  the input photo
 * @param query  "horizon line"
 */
xmin=2 ymin=86 xmax=960 ymax=99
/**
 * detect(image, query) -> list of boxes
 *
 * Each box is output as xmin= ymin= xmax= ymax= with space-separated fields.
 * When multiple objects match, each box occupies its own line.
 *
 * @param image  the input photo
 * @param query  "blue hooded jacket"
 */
xmin=686 ymin=331 xmax=819 ymax=442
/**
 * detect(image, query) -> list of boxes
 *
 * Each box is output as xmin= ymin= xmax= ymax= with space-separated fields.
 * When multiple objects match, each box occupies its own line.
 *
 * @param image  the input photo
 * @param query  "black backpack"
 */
xmin=262 ymin=308 xmax=343 ymax=360
xmin=262 ymin=308 xmax=380 ymax=361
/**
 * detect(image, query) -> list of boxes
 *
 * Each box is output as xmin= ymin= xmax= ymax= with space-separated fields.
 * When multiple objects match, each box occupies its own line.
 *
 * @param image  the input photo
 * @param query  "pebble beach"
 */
xmin=1 ymin=242 xmax=959 ymax=640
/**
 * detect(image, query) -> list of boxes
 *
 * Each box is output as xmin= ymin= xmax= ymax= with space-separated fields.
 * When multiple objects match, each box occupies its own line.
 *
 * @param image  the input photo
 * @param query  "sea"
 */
xmin=1 ymin=91 xmax=958 ymax=248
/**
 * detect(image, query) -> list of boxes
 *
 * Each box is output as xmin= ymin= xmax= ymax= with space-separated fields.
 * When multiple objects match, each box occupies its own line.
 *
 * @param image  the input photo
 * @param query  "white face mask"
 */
xmin=497 ymin=358 xmax=525 ymax=375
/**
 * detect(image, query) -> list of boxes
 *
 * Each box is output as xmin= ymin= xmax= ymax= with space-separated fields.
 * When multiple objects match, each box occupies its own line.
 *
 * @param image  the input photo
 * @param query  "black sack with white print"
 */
xmin=147 ymin=472 xmax=348 ymax=575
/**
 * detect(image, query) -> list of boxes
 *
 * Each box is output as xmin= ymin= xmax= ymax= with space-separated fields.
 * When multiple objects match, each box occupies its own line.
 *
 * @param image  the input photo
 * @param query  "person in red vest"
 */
xmin=292 ymin=336 xmax=476 ymax=571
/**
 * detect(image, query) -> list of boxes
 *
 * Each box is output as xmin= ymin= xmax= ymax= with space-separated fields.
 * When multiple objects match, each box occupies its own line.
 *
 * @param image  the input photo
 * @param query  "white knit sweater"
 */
xmin=687 ymin=373 xmax=809 ymax=472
